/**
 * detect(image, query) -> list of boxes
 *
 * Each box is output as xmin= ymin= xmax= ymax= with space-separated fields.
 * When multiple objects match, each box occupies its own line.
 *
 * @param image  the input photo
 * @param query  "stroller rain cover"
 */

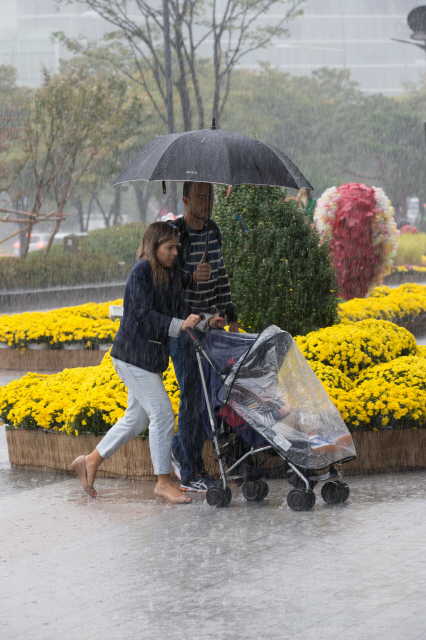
xmin=215 ymin=325 xmax=356 ymax=471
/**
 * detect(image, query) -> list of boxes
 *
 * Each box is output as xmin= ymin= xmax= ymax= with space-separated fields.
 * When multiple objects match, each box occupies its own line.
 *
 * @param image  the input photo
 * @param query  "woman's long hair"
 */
xmin=137 ymin=221 xmax=178 ymax=285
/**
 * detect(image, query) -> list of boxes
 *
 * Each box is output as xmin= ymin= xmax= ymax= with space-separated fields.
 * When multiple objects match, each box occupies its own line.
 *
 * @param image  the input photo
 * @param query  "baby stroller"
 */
xmin=188 ymin=325 xmax=356 ymax=511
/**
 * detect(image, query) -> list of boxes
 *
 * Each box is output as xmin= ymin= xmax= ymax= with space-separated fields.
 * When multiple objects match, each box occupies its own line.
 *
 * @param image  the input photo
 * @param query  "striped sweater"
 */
xmin=174 ymin=220 xmax=233 ymax=315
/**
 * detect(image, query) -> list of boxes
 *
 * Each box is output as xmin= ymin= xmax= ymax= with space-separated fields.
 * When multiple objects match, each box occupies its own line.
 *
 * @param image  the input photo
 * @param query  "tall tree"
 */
xmin=13 ymin=62 xmax=148 ymax=256
xmin=56 ymin=0 xmax=304 ymax=130
xmin=0 ymin=67 xmax=29 ymax=196
xmin=221 ymin=67 xmax=426 ymax=218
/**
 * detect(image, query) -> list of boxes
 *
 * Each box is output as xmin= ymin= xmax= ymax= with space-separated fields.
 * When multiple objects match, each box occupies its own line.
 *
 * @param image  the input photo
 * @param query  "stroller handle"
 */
xmin=186 ymin=328 xmax=220 ymax=374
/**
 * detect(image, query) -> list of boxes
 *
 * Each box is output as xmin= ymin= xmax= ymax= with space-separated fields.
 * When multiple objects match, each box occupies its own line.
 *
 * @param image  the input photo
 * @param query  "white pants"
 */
xmin=97 ymin=358 xmax=175 ymax=476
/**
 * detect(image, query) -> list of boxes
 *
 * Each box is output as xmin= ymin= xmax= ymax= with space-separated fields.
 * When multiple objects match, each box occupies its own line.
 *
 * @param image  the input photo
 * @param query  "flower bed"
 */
xmin=0 ymin=351 xmax=179 ymax=436
xmin=383 ymin=265 xmax=426 ymax=285
xmin=295 ymin=319 xmax=426 ymax=432
xmin=338 ymin=284 xmax=426 ymax=335
xmin=2 ymin=283 xmax=425 ymax=354
xmin=1 ymin=317 xmax=425 ymax=438
xmin=295 ymin=319 xmax=417 ymax=378
xmin=0 ymin=301 xmax=122 ymax=349
xmin=3 ymin=317 xmax=426 ymax=478
xmin=2 ymin=284 xmax=426 ymax=439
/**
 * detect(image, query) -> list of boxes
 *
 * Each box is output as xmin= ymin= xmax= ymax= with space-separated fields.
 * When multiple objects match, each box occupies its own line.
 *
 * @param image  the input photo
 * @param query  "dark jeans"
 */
xmin=170 ymin=329 xmax=207 ymax=485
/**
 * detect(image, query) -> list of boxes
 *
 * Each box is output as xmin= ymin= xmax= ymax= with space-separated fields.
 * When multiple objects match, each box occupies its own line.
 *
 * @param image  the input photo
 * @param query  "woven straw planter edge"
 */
xmin=6 ymin=428 xmax=426 ymax=480
xmin=1 ymin=349 xmax=104 ymax=371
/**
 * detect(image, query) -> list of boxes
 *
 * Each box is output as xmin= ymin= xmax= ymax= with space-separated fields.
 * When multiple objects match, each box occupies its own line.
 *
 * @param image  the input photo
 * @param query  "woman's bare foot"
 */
xmin=85 ymin=449 xmax=104 ymax=491
xmin=70 ymin=455 xmax=97 ymax=497
xmin=155 ymin=474 xmax=191 ymax=504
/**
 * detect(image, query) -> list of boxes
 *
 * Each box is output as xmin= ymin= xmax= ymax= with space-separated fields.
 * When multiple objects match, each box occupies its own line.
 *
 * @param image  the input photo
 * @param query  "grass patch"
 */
xmin=394 ymin=233 xmax=426 ymax=266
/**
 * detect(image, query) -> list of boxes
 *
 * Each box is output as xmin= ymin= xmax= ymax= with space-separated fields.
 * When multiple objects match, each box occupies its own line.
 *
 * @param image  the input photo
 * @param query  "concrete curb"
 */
xmin=0 ymin=281 xmax=126 ymax=313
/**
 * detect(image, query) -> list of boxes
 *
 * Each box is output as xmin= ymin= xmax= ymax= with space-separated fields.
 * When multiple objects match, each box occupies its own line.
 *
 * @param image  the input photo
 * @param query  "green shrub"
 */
xmin=87 ymin=222 xmax=147 ymax=265
xmin=394 ymin=233 xmax=426 ymax=266
xmin=0 ymin=254 xmax=130 ymax=291
xmin=213 ymin=185 xmax=339 ymax=336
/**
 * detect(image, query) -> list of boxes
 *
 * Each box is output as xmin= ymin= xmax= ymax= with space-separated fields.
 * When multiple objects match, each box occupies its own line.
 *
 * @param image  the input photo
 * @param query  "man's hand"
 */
xmin=228 ymin=321 xmax=239 ymax=333
xmin=209 ymin=314 xmax=226 ymax=330
xmin=193 ymin=253 xmax=211 ymax=283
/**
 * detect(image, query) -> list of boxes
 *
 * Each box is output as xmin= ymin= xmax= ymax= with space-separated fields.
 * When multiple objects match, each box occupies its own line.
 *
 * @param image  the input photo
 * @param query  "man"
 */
xmin=170 ymin=181 xmax=239 ymax=492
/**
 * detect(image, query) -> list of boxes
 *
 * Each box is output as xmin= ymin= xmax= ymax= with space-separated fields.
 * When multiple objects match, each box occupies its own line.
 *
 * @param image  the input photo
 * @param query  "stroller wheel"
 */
xmin=242 ymin=480 xmax=261 ymax=502
xmin=338 ymin=482 xmax=350 ymax=503
xmin=305 ymin=490 xmax=316 ymax=509
xmin=222 ymin=486 xmax=232 ymax=507
xmin=206 ymin=485 xmax=232 ymax=508
xmin=287 ymin=488 xmax=314 ymax=511
xmin=321 ymin=481 xmax=348 ymax=505
xmin=257 ymin=479 xmax=269 ymax=501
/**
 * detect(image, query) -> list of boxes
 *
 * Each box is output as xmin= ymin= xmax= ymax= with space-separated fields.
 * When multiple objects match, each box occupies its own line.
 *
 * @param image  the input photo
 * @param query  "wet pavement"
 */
xmin=0 ymin=370 xmax=62 ymax=387
xmin=1 ymin=425 xmax=426 ymax=640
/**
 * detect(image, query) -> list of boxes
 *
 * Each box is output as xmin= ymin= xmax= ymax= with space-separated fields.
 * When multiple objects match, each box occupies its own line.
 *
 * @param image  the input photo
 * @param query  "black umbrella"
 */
xmin=112 ymin=123 xmax=311 ymax=190
xmin=112 ymin=121 xmax=312 ymax=261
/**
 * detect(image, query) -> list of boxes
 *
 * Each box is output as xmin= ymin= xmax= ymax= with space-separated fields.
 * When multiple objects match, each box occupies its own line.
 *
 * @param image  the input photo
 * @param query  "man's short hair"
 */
xmin=182 ymin=182 xmax=194 ymax=199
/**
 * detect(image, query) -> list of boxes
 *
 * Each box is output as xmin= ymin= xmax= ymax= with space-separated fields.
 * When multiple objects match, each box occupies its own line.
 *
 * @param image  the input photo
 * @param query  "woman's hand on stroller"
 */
xmin=181 ymin=314 xmax=202 ymax=331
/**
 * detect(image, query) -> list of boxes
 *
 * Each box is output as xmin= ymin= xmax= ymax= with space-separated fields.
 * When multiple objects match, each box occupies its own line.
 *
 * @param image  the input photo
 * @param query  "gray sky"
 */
xmin=0 ymin=0 xmax=424 ymax=93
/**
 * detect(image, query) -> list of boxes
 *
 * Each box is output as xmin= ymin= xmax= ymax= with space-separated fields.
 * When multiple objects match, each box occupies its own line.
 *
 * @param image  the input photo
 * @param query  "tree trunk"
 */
xmin=111 ymin=186 xmax=121 ymax=226
xmin=44 ymin=218 xmax=61 ymax=257
xmin=93 ymin=193 xmax=110 ymax=227
xmin=170 ymin=182 xmax=178 ymax=216
xmin=85 ymin=195 xmax=94 ymax=232
xmin=133 ymin=184 xmax=149 ymax=223
xmin=76 ymin=199 xmax=85 ymax=232
xmin=19 ymin=226 xmax=27 ymax=259
xmin=22 ymin=222 xmax=33 ymax=259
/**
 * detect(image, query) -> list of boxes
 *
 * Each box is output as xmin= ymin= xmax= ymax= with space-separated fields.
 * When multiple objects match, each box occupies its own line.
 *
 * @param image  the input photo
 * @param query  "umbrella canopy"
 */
xmin=112 ymin=126 xmax=312 ymax=190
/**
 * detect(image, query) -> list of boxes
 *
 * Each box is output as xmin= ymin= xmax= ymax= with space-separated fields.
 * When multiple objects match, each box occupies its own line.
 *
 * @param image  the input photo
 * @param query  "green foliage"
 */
xmin=214 ymin=185 xmax=339 ymax=336
xmin=55 ymin=0 xmax=305 ymax=131
xmin=394 ymin=233 xmax=426 ymax=266
xmin=24 ymin=61 xmax=143 ymax=213
xmin=0 ymin=58 xmax=156 ymax=255
xmin=86 ymin=222 xmax=147 ymax=265
xmin=222 ymin=68 xmax=426 ymax=217
xmin=0 ymin=65 xmax=29 ymax=193
xmin=0 ymin=254 xmax=130 ymax=291
xmin=27 ymin=222 xmax=147 ymax=266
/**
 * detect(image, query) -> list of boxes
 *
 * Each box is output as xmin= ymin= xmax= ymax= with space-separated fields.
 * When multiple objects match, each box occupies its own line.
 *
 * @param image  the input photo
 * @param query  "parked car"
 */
xmin=13 ymin=232 xmax=66 ymax=257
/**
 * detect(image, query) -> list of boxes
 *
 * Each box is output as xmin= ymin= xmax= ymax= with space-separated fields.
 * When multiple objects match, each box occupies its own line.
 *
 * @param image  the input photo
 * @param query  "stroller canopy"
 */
xmin=203 ymin=330 xmax=259 ymax=374
xmin=207 ymin=326 xmax=355 ymax=470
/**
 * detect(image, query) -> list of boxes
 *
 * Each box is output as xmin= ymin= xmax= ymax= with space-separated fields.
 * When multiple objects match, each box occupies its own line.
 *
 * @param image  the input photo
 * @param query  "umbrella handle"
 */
xmin=204 ymin=183 xmax=212 ymax=263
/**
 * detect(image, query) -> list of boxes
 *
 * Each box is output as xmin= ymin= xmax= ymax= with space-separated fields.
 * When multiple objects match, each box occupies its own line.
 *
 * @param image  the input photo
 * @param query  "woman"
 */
xmin=71 ymin=222 xmax=223 ymax=504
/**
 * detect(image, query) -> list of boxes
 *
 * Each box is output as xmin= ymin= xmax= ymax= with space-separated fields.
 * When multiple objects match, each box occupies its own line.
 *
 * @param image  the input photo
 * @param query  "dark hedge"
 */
xmin=213 ymin=185 xmax=339 ymax=336
xmin=0 ymin=254 xmax=130 ymax=291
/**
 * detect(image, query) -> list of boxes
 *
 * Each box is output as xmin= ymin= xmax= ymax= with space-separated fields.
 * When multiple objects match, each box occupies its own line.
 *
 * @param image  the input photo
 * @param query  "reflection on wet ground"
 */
xmin=1 ymin=425 xmax=426 ymax=640
xmin=0 ymin=424 xmax=68 ymax=497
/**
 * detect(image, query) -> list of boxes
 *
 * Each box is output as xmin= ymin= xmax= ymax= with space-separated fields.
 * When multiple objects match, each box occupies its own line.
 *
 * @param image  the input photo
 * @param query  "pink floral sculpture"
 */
xmin=314 ymin=183 xmax=398 ymax=300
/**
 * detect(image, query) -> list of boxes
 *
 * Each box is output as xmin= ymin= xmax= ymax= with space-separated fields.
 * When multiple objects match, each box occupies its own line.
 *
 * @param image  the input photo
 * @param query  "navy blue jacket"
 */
xmin=111 ymin=259 xmax=189 ymax=373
